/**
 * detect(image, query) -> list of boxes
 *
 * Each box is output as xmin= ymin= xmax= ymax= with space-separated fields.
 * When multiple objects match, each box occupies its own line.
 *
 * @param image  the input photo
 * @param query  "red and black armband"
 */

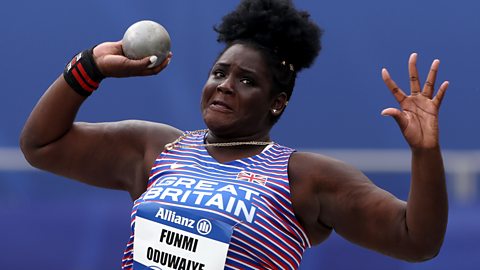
xmin=63 ymin=48 xmax=105 ymax=97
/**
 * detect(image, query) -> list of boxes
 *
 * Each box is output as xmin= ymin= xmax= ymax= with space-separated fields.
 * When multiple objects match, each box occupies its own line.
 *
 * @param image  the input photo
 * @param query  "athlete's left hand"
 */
xmin=381 ymin=53 xmax=449 ymax=150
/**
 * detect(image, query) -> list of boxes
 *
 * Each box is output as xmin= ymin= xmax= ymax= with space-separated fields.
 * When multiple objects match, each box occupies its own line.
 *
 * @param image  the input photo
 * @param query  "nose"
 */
xmin=216 ymin=76 xmax=234 ymax=95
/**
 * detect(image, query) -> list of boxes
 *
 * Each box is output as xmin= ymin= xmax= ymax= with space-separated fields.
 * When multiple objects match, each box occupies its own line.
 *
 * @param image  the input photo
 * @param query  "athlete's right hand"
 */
xmin=92 ymin=41 xmax=172 ymax=78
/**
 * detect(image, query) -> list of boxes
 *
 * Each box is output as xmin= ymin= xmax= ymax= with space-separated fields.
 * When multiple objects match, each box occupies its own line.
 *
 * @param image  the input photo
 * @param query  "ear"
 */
xmin=270 ymin=92 xmax=288 ymax=116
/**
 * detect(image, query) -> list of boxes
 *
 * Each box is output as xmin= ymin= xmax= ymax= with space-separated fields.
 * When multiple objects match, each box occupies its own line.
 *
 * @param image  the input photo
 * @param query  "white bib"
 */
xmin=133 ymin=203 xmax=234 ymax=270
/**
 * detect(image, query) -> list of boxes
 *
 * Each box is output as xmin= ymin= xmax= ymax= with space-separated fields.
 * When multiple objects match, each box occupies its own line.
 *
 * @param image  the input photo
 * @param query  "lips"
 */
xmin=209 ymin=100 xmax=233 ymax=112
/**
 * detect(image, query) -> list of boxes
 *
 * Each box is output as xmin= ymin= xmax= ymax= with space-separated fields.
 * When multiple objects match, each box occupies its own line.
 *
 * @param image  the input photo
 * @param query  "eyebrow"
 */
xmin=214 ymin=62 xmax=258 ymax=76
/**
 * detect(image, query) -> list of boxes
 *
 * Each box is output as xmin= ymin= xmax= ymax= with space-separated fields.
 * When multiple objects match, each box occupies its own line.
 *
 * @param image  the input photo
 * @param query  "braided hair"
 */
xmin=214 ymin=0 xmax=322 ymax=105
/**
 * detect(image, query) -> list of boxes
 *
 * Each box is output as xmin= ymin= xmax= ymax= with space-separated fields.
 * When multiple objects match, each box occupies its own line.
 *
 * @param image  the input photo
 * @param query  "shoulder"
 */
xmin=103 ymin=119 xmax=182 ymax=146
xmin=289 ymin=151 xmax=366 ymax=185
xmin=108 ymin=119 xmax=181 ymax=134
xmin=289 ymin=150 xmax=372 ymax=207
xmin=289 ymin=151 xmax=378 ymax=203
xmin=288 ymin=151 xmax=375 ymax=240
xmin=104 ymin=120 xmax=183 ymax=199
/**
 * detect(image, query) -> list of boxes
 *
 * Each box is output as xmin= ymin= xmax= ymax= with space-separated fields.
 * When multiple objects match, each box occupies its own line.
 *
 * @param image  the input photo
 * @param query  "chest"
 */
xmin=141 ymin=161 xmax=292 ymax=224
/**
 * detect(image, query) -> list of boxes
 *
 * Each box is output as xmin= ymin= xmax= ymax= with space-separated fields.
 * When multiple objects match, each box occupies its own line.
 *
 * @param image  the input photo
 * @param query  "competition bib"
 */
xmin=133 ymin=202 xmax=234 ymax=270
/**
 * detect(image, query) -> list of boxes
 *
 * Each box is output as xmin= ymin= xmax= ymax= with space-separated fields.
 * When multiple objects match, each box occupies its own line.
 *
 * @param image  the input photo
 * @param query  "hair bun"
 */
xmin=215 ymin=0 xmax=323 ymax=72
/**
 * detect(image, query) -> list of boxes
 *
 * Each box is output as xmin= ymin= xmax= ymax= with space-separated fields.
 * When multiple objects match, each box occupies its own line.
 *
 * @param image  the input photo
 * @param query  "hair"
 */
xmin=214 ymin=0 xmax=323 ymax=107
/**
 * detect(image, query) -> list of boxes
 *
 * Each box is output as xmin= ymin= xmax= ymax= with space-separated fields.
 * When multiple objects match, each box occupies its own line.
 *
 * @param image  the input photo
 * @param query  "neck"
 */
xmin=203 ymin=129 xmax=273 ymax=163
xmin=205 ymin=129 xmax=271 ymax=145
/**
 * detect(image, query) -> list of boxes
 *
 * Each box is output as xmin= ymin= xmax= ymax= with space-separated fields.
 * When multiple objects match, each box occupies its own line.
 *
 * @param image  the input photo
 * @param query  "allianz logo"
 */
xmin=155 ymin=207 xmax=212 ymax=235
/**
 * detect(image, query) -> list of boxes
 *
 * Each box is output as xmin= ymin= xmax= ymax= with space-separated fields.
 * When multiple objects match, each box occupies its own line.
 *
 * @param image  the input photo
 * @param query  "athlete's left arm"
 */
xmin=374 ymin=52 xmax=449 ymax=260
xmin=290 ymin=149 xmax=446 ymax=261
xmin=289 ymin=53 xmax=449 ymax=261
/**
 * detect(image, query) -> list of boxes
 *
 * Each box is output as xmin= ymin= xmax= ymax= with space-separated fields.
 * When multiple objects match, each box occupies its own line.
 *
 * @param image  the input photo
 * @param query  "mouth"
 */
xmin=209 ymin=100 xmax=233 ymax=112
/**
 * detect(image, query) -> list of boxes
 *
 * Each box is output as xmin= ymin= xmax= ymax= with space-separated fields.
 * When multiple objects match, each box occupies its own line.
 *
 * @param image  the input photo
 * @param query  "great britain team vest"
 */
xmin=122 ymin=130 xmax=311 ymax=269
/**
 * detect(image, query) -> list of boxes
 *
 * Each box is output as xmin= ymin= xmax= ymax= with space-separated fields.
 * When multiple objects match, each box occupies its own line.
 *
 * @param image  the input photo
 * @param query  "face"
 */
xmin=201 ymin=44 xmax=277 ymax=139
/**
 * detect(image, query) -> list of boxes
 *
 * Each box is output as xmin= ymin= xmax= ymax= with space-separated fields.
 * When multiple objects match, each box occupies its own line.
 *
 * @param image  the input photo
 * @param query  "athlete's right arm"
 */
xmin=20 ymin=41 xmax=181 ymax=200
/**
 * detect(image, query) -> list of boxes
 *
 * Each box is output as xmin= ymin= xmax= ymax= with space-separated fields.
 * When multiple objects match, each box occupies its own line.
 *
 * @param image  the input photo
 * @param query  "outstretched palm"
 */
xmin=382 ymin=53 xmax=449 ymax=150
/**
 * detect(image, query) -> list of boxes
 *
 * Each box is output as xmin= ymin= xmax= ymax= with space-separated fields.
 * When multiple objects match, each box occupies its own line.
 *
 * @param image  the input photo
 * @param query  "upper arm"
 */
xmin=290 ymin=152 xmax=408 ymax=257
xmin=24 ymin=119 xmax=182 ymax=199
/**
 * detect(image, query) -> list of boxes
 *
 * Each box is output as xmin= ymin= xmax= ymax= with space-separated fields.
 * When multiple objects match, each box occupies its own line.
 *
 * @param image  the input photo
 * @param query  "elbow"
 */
xmin=404 ymin=249 xmax=440 ymax=263
xmin=19 ymin=136 xmax=36 ymax=167
xmin=19 ymin=132 xmax=44 ymax=169
xmin=400 ymin=241 xmax=443 ymax=262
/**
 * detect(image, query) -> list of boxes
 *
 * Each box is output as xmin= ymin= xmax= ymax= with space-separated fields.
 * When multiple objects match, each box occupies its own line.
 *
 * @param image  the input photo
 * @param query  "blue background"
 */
xmin=1 ymin=0 xmax=479 ymax=269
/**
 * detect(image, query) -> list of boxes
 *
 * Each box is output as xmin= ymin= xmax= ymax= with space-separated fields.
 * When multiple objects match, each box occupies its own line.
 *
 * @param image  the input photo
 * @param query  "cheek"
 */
xmin=200 ymin=89 xmax=207 ymax=108
xmin=200 ymin=83 xmax=215 ymax=107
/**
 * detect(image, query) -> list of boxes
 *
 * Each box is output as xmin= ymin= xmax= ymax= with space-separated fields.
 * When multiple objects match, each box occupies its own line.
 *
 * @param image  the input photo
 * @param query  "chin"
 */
xmin=203 ymin=113 xmax=229 ymax=129
xmin=204 ymin=119 xmax=231 ymax=133
xmin=203 ymin=118 xmax=241 ymax=139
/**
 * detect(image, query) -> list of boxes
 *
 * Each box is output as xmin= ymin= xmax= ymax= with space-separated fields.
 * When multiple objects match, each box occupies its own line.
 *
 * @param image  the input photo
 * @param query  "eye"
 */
xmin=212 ymin=70 xmax=225 ymax=78
xmin=240 ymin=78 xmax=254 ymax=86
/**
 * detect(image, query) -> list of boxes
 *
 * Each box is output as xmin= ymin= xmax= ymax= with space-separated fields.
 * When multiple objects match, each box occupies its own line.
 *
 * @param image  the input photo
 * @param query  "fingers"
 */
xmin=101 ymin=52 xmax=172 ymax=78
xmin=433 ymin=81 xmax=449 ymax=107
xmin=147 ymin=56 xmax=159 ymax=68
xmin=382 ymin=68 xmax=407 ymax=104
xmin=409 ymin=54 xmax=448 ymax=107
xmin=154 ymin=52 xmax=173 ymax=70
xmin=135 ymin=52 xmax=173 ymax=76
xmin=422 ymin=59 xmax=440 ymax=98
xmin=381 ymin=108 xmax=408 ymax=129
xmin=408 ymin=53 xmax=422 ymax=95
xmin=381 ymin=107 xmax=402 ymax=118
xmin=387 ymin=53 xmax=447 ymax=103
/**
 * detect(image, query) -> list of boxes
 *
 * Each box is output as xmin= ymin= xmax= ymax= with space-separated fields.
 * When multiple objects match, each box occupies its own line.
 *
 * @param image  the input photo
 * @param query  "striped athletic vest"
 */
xmin=122 ymin=130 xmax=311 ymax=269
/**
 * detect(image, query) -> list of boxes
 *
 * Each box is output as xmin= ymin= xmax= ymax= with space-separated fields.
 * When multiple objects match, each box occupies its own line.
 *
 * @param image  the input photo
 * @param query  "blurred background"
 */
xmin=1 ymin=0 xmax=479 ymax=269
